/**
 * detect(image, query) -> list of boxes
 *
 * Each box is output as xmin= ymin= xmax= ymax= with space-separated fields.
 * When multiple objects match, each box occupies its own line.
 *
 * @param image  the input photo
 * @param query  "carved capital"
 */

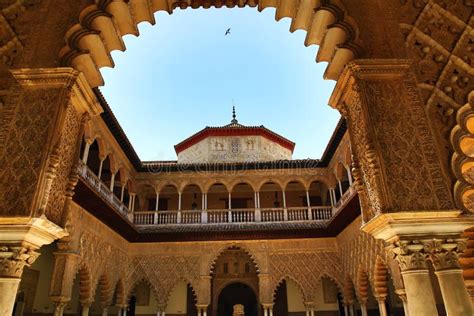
xmin=0 ymin=246 xmax=39 ymax=278
xmin=390 ymin=240 xmax=428 ymax=272
xmin=422 ymin=238 xmax=467 ymax=271
xmin=394 ymin=289 xmax=407 ymax=303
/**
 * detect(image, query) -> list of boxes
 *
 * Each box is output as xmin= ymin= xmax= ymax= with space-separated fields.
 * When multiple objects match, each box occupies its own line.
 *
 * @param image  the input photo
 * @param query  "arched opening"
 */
xmin=316 ymin=276 xmax=343 ymax=315
xmin=112 ymin=169 xmax=123 ymax=198
xmin=158 ymin=184 xmax=179 ymax=211
xmin=334 ymin=162 xmax=350 ymax=202
xmin=166 ymin=280 xmax=198 ymax=316
xmin=127 ymin=280 xmax=159 ymax=316
xmin=141 ymin=184 xmax=157 ymax=211
xmin=217 ymin=283 xmax=258 ymax=316
xmin=182 ymin=184 xmax=202 ymax=211
xmin=207 ymin=183 xmax=229 ymax=210
xmin=308 ymin=180 xmax=331 ymax=207
xmin=100 ymin=155 xmax=112 ymax=183
xmin=211 ymin=247 xmax=259 ymax=316
xmin=273 ymin=278 xmax=309 ymax=316
xmin=123 ymin=180 xmax=132 ymax=206
xmin=285 ymin=181 xmax=307 ymax=208
xmin=85 ymin=139 xmax=101 ymax=175
xmin=230 ymin=183 xmax=255 ymax=209
xmin=259 ymin=182 xmax=284 ymax=209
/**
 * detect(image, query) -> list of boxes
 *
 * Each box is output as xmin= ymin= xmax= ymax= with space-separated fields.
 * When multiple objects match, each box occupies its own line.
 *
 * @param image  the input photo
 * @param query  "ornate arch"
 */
xmin=271 ymin=275 xmax=308 ymax=302
xmin=96 ymin=273 xmax=113 ymax=307
xmin=59 ymin=0 xmax=362 ymax=88
xmin=451 ymin=91 xmax=474 ymax=212
xmin=208 ymin=244 xmax=261 ymax=276
xmin=164 ymin=276 xmax=199 ymax=306
xmin=112 ymin=278 xmax=126 ymax=306
xmin=76 ymin=262 xmax=93 ymax=304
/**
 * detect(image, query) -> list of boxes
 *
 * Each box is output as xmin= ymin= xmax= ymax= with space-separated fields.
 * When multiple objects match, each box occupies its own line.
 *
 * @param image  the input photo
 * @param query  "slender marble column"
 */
xmin=392 ymin=241 xmax=438 ymax=316
xmin=359 ymin=303 xmax=368 ymax=316
xmin=82 ymin=140 xmax=92 ymax=163
xmin=338 ymin=180 xmax=343 ymax=197
xmin=98 ymin=158 xmax=105 ymax=179
xmin=109 ymin=172 xmax=116 ymax=191
xmin=427 ymin=239 xmax=473 ymax=316
xmin=376 ymin=297 xmax=387 ymax=316
xmin=395 ymin=289 xmax=409 ymax=316
xmin=53 ymin=301 xmax=68 ymax=316
xmin=346 ymin=166 xmax=353 ymax=186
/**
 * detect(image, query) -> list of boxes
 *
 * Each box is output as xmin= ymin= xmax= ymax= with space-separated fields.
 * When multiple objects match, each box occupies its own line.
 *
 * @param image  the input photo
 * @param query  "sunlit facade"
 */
xmin=1 ymin=1 xmax=474 ymax=316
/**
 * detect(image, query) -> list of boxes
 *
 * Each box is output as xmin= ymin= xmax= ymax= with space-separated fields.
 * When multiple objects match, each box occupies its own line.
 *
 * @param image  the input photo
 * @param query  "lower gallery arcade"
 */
xmin=9 ymin=202 xmax=471 ymax=316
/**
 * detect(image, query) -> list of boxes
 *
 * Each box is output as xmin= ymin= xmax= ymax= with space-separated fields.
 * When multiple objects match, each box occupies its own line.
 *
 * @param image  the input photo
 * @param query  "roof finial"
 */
xmin=231 ymin=100 xmax=238 ymax=124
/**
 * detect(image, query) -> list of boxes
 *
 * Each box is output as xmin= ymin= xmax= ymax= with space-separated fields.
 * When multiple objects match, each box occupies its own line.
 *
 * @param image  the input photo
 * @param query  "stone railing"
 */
xmin=333 ymin=186 xmax=356 ymax=215
xmin=77 ymin=161 xmax=130 ymax=220
xmin=133 ymin=206 xmax=333 ymax=226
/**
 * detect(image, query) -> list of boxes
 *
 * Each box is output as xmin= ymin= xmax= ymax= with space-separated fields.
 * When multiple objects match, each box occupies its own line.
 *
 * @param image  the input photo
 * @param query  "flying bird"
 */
xmin=225 ymin=28 xmax=231 ymax=36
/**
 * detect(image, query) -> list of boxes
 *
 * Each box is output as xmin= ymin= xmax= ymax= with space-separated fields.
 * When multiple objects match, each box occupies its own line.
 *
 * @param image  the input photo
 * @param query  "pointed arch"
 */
xmin=96 ymin=273 xmax=112 ymax=307
xmin=208 ymin=245 xmax=260 ymax=276
xmin=76 ymin=263 xmax=93 ymax=304
xmin=272 ymin=275 xmax=308 ymax=302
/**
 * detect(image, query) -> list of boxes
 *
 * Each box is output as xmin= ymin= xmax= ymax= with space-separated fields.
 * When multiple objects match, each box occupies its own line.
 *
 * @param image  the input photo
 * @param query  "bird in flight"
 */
xmin=225 ymin=28 xmax=231 ymax=36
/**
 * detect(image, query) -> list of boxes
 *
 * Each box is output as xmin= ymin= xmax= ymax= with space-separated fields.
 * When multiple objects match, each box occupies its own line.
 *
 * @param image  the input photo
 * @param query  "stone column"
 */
xmin=120 ymin=184 xmax=125 ymax=202
xmin=338 ymin=180 xmax=343 ymax=197
xmin=425 ymin=239 xmax=473 ymax=316
xmin=109 ymin=171 xmax=116 ymax=191
xmin=80 ymin=301 xmax=91 ymax=316
xmin=49 ymin=251 xmax=80 ymax=316
xmin=375 ymin=296 xmax=387 ymax=316
xmin=0 ymin=217 xmax=67 ymax=315
xmin=262 ymin=304 xmax=273 ymax=316
xmin=304 ymin=302 xmax=314 ymax=316
xmin=53 ymin=301 xmax=68 ymax=316
xmin=395 ymin=289 xmax=409 ymax=316
xmin=82 ymin=138 xmax=93 ymax=163
xmin=390 ymin=240 xmax=438 ymax=316
xmin=102 ymin=307 xmax=108 ymax=316
xmin=346 ymin=166 xmax=353 ymax=186
xmin=196 ymin=304 xmax=208 ymax=316
xmin=98 ymin=157 xmax=105 ymax=179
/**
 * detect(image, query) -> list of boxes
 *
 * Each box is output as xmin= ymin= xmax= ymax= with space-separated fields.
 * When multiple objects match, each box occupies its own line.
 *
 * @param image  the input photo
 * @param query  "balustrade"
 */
xmin=78 ymin=159 xmax=355 ymax=227
xmin=77 ymin=161 xmax=130 ymax=219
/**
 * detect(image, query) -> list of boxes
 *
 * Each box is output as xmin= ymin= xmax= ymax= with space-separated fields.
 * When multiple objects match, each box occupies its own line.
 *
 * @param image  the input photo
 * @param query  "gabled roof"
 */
xmin=174 ymin=121 xmax=296 ymax=154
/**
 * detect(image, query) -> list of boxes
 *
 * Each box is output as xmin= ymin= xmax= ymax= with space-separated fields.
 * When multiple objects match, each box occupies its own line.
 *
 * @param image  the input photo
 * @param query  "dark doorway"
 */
xmin=217 ymin=283 xmax=258 ymax=316
xmin=128 ymin=295 xmax=136 ymax=316
xmin=273 ymin=281 xmax=289 ymax=316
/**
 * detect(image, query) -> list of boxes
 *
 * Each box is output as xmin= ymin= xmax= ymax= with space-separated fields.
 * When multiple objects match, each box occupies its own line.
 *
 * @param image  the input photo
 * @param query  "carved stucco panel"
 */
xmin=0 ymin=87 xmax=60 ymax=217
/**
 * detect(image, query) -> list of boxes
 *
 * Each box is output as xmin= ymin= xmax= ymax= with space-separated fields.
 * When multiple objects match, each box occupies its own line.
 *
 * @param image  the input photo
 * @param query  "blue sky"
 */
xmin=100 ymin=7 xmax=340 ymax=161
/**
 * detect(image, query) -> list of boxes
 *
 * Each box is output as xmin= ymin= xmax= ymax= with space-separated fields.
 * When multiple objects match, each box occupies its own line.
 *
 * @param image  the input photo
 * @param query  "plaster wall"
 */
xmin=177 ymin=135 xmax=292 ymax=163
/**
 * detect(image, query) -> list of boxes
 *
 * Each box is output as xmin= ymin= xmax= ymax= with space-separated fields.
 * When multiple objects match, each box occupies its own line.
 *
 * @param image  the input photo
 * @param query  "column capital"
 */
xmin=394 ymin=289 xmax=407 ymax=302
xmin=422 ymin=238 xmax=467 ymax=271
xmin=0 ymin=246 xmax=39 ymax=278
xmin=389 ymin=240 xmax=428 ymax=271
xmin=261 ymin=303 xmax=274 ymax=309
